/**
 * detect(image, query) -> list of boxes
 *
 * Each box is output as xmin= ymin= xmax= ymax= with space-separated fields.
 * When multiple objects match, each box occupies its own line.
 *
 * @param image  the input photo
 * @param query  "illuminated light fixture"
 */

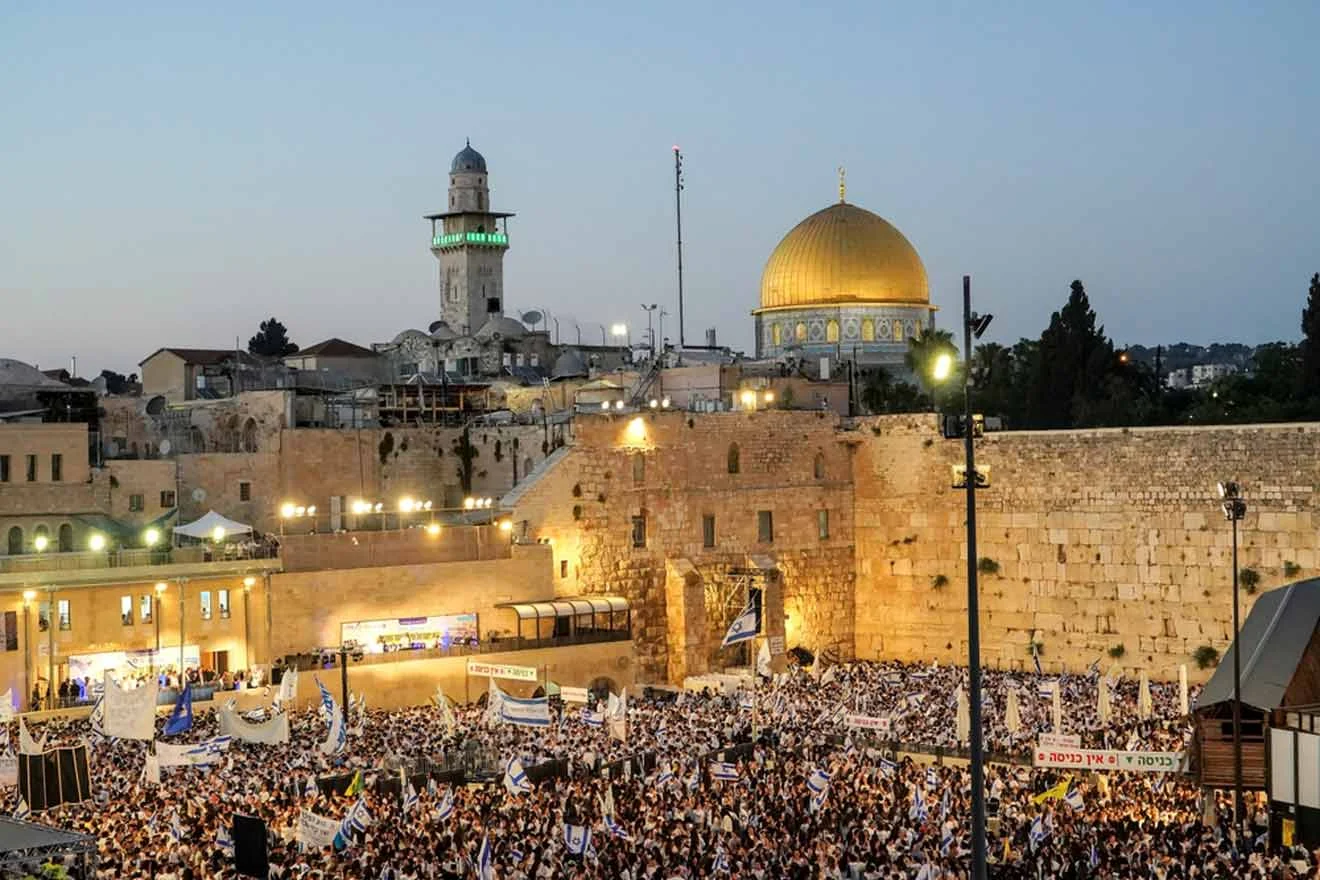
xmin=740 ymin=390 xmax=756 ymax=407
xmin=625 ymin=417 xmax=647 ymax=444
xmin=464 ymin=497 xmax=475 ymax=510
xmin=154 ymin=581 xmax=167 ymax=594
xmin=763 ymin=390 xmax=775 ymax=403
xmin=610 ymin=323 xmax=627 ymax=337
xmin=399 ymin=497 xmax=415 ymax=513
xmin=498 ymin=519 xmax=513 ymax=533
xmin=294 ymin=506 xmax=306 ymax=517
xmin=33 ymin=535 xmax=49 ymax=552
xmin=373 ymin=503 xmax=383 ymax=513
xmin=22 ymin=589 xmax=36 ymax=603
xmin=649 ymin=399 xmax=659 ymax=409
xmin=426 ymin=523 xmax=441 ymax=536
xmin=422 ymin=501 xmax=432 ymax=510
xmin=661 ymin=397 xmax=670 ymax=409
xmin=212 ymin=526 xmax=226 ymax=543
xmin=143 ymin=528 xmax=160 ymax=547
xmin=243 ymin=576 xmax=256 ymax=588
xmin=614 ymin=400 xmax=624 ymax=411
xmin=600 ymin=401 xmax=610 ymax=411
xmin=306 ymin=505 xmax=316 ymax=515
xmin=88 ymin=533 xmax=106 ymax=552
xmin=280 ymin=502 xmax=296 ymax=519
xmin=932 ymin=352 xmax=954 ymax=382
xmin=483 ymin=498 xmax=494 ymax=509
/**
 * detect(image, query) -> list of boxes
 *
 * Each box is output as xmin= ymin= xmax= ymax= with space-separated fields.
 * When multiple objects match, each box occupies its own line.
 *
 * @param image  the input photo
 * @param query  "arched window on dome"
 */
xmin=893 ymin=321 xmax=904 ymax=343
xmin=727 ymin=443 xmax=740 ymax=475
xmin=826 ymin=320 xmax=839 ymax=343
xmin=861 ymin=319 xmax=875 ymax=342
xmin=794 ymin=323 xmax=807 ymax=342
xmin=771 ymin=324 xmax=781 ymax=346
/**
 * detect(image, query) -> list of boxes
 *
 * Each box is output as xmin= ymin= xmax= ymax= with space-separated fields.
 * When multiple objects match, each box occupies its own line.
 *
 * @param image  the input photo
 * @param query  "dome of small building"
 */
xmin=391 ymin=329 xmax=431 ymax=346
xmin=756 ymin=201 xmax=928 ymax=313
xmin=474 ymin=316 xmax=526 ymax=341
xmin=428 ymin=321 xmax=457 ymax=341
xmin=451 ymin=140 xmax=487 ymax=174
xmin=551 ymin=349 xmax=588 ymax=379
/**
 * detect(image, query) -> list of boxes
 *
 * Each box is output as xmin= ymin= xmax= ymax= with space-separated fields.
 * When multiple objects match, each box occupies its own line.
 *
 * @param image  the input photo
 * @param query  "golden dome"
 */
xmin=757 ymin=201 xmax=929 ymax=312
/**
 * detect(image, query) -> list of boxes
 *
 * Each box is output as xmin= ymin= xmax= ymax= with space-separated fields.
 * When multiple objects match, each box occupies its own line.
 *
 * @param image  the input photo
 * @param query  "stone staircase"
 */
xmin=500 ymin=444 xmax=572 ymax=509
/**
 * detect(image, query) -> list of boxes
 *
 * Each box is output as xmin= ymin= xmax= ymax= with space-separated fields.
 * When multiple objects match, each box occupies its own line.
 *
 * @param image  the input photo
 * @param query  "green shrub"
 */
xmin=1284 ymin=560 xmax=1301 ymax=578
xmin=1107 ymin=644 xmax=1126 ymax=660
xmin=931 ymin=574 xmax=950 ymax=589
xmin=1239 ymin=568 xmax=1261 ymax=594
xmin=977 ymin=557 xmax=1000 ymax=576
xmin=1193 ymin=645 xmax=1220 ymax=670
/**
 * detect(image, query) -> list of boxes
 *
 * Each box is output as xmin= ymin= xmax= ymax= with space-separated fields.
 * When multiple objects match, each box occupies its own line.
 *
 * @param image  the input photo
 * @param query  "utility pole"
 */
xmin=673 ymin=146 xmax=686 ymax=350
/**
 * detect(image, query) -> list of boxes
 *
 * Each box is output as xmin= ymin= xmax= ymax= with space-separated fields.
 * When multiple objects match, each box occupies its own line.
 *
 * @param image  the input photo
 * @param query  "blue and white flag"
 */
xmin=496 ymin=689 xmax=551 ymax=728
xmin=1037 ymin=680 xmax=1054 ymax=699
xmin=337 ymin=797 xmax=371 ymax=844
xmin=1033 ymin=652 xmax=1043 ymax=676
xmin=1064 ymin=786 xmax=1084 ymax=810
xmin=436 ymin=789 xmax=455 ymax=821
xmin=1089 ymin=843 xmax=1099 ymax=869
xmin=709 ymin=761 xmax=738 ymax=781
xmin=1029 ymin=816 xmax=1046 ymax=851
xmin=879 ymin=756 xmax=898 ymax=775
xmin=503 ymin=757 xmax=533 ymax=795
xmin=713 ymin=850 xmax=729 ymax=873
xmin=940 ymin=826 xmax=954 ymax=855
xmin=164 ymin=683 xmax=193 ymax=736
xmin=807 ymin=767 xmax=830 ymax=795
xmin=217 ymin=823 xmax=234 ymax=853
xmin=13 ymin=797 xmax=30 ymax=821
xmin=580 ymin=709 xmax=604 ymax=727
xmin=88 ymin=696 xmax=107 ymax=742
xmin=170 ymin=814 xmax=186 ymax=842
xmin=563 ymin=824 xmax=591 ymax=857
xmin=603 ymin=815 xmax=630 ymax=840
xmin=721 ymin=602 xmax=759 ymax=647
xmin=911 ymin=789 xmax=928 ymax=823
xmin=477 ymin=833 xmax=493 ymax=880
xmin=403 ymin=783 xmax=418 ymax=816
xmin=304 ymin=775 xmax=318 ymax=799
xmin=925 ymin=767 xmax=939 ymax=789
xmin=320 ymin=705 xmax=346 ymax=756
xmin=652 ymin=763 xmax=675 ymax=787
xmin=315 ymin=678 xmax=336 ymax=728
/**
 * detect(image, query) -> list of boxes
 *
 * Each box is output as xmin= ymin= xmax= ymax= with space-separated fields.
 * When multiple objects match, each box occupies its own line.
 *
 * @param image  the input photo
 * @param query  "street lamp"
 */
xmin=931 ymin=275 xmax=993 ymax=880
xmin=1219 ymin=480 xmax=1247 ymax=827
xmin=88 ymin=533 xmax=106 ymax=552
xmin=32 ymin=535 xmax=48 ymax=553
xmin=143 ymin=528 xmax=160 ymax=548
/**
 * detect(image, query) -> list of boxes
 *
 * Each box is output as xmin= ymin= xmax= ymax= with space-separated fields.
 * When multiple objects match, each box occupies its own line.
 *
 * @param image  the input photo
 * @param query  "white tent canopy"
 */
xmin=174 ymin=510 xmax=254 ymax=540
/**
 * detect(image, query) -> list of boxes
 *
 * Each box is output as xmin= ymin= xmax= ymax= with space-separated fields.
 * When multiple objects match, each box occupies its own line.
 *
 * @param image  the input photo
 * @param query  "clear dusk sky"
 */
xmin=3 ymin=2 xmax=1318 ymax=376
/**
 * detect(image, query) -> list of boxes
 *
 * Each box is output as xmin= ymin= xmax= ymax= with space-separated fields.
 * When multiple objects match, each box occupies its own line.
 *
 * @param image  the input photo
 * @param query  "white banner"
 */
xmin=219 ymin=707 xmax=291 ymax=744
xmin=103 ymin=672 xmax=158 ymax=741
xmin=769 ymin=636 xmax=785 ymax=656
xmin=1038 ymin=733 xmax=1082 ymax=749
xmin=155 ymin=740 xmax=211 ymax=768
xmin=498 ymin=693 xmax=551 ymax=727
xmin=845 ymin=714 xmax=891 ymax=733
xmin=297 ymin=810 xmax=341 ymax=849
xmin=1033 ymin=747 xmax=1186 ymax=773
xmin=559 ymin=686 xmax=590 ymax=704
xmin=0 ymin=755 xmax=16 ymax=787
xmin=467 ymin=660 xmax=538 ymax=682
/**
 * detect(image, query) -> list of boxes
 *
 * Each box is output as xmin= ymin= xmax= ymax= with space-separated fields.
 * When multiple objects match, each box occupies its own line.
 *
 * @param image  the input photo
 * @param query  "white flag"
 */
xmin=103 ymin=672 xmax=158 ymax=741
xmin=18 ymin=719 xmax=45 ymax=756
xmin=1097 ymin=680 xmax=1111 ymax=725
xmin=955 ymin=688 xmax=970 ymax=743
xmin=296 ymin=810 xmax=341 ymax=849
xmin=276 ymin=669 xmax=298 ymax=709
xmin=1179 ymin=664 xmax=1190 ymax=716
xmin=142 ymin=754 xmax=161 ymax=786
xmin=1138 ymin=671 xmax=1152 ymax=720
xmin=1005 ymin=690 xmax=1021 ymax=734
xmin=756 ymin=641 xmax=772 ymax=678
xmin=219 ymin=707 xmax=290 ymax=744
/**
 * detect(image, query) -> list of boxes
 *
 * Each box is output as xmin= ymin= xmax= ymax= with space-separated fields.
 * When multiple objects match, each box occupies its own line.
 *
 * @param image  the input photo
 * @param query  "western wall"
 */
xmin=512 ymin=411 xmax=1320 ymax=685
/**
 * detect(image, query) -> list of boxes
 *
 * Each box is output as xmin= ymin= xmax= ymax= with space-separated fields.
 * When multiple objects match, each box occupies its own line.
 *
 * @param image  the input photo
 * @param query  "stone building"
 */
xmin=752 ymin=177 xmax=936 ymax=374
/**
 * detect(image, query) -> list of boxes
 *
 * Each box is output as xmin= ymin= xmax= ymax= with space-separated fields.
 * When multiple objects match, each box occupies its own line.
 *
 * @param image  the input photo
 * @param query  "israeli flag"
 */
xmin=1037 ymin=680 xmax=1054 ymax=699
xmin=88 ymin=696 xmax=107 ymax=742
xmin=315 ymin=678 xmax=336 ymax=728
xmin=580 ymin=709 xmax=604 ymax=727
xmin=710 ymin=761 xmax=738 ymax=781
xmin=437 ymin=789 xmax=455 ymax=821
xmin=304 ymin=775 xmax=318 ymax=799
xmin=940 ymin=826 xmax=954 ymax=855
xmin=603 ymin=815 xmax=630 ymax=839
xmin=925 ymin=767 xmax=938 ymax=789
xmin=1033 ymin=652 xmax=1043 ymax=676
xmin=879 ymin=756 xmax=898 ymax=775
xmin=1064 ymin=786 xmax=1084 ymax=810
xmin=1029 ymin=816 xmax=1046 ymax=851
xmin=1089 ymin=844 xmax=1099 ymax=869
xmin=403 ymin=783 xmax=418 ymax=816
xmin=563 ymin=824 xmax=591 ymax=857
xmin=217 ymin=823 xmax=234 ymax=854
xmin=12 ymin=797 xmax=30 ymax=821
xmin=911 ymin=789 xmax=928 ymax=822
xmin=477 ymin=833 xmax=493 ymax=880
xmin=653 ymin=763 xmax=675 ymax=787
xmin=498 ymin=692 xmax=551 ymax=728
xmin=806 ymin=768 xmax=830 ymax=795
xmin=170 ymin=814 xmax=186 ymax=842
xmin=721 ymin=602 xmax=759 ymax=648
xmin=713 ymin=850 xmax=729 ymax=873
xmin=503 ymin=757 xmax=533 ymax=795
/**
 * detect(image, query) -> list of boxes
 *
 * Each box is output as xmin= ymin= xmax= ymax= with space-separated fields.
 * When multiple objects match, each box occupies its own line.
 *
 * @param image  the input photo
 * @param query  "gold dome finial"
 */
xmin=838 ymin=166 xmax=846 ymax=203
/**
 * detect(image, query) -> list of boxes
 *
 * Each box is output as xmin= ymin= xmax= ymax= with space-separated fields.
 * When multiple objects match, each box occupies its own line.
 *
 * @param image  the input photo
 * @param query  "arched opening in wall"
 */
xmin=6 ymin=527 xmax=22 ymax=556
xmin=189 ymin=427 xmax=206 ymax=453
xmin=531 ymin=685 xmax=545 ymax=699
xmin=632 ymin=452 xmax=645 ymax=485
xmin=523 ymin=457 xmax=533 ymax=480
xmin=587 ymin=677 xmax=618 ymax=701
xmin=893 ymin=321 xmax=904 ymax=343
xmin=727 ymin=443 xmax=740 ymax=475
xmin=861 ymin=319 xmax=875 ymax=342
xmin=794 ymin=322 xmax=807 ymax=342
xmin=241 ymin=418 xmax=258 ymax=453
xmin=813 ymin=451 xmax=825 ymax=480
xmin=771 ymin=324 xmax=782 ymax=346
xmin=129 ymin=442 xmax=139 ymax=458
xmin=58 ymin=524 xmax=73 ymax=552
xmin=826 ymin=320 xmax=840 ymax=343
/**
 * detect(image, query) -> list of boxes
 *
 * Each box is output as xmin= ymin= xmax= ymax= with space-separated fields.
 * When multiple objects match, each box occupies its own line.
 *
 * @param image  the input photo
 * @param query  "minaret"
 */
xmin=423 ymin=141 xmax=515 ymax=335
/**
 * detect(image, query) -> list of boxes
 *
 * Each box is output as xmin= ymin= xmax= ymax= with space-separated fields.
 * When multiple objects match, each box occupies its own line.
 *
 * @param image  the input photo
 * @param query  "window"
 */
xmin=120 ymin=596 xmax=132 ymax=626
xmin=757 ymin=510 xmax=774 ymax=543
xmin=631 ymin=515 xmax=647 ymax=549
xmin=58 ymin=523 xmax=72 ymax=552
xmin=200 ymin=591 xmax=212 ymax=621
xmin=817 ymin=509 xmax=830 ymax=540
xmin=50 ymin=454 xmax=62 ymax=482
xmin=129 ymin=494 xmax=144 ymax=512
xmin=795 ymin=322 xmax=807 ymax=342
xmin=160 ymin=490 xmax=176 ymax=508
xmin=57 ymin=599 xmax=70 ymax=631
xmin=239 ymin=481 xmax=251 ymax=502
xmin=38 ymin=602 xmax=49 ymax=632
xmin=861 ymin=319 xmax=875 ymax=342
xmin=0 ymin=455 xmax=8 ymax=482
xmin=893 ymin=321 xmax=904 ymax=343
xmin=530 ymin=354 xmax=539 ymax=367
xmin=814 ymin=452 xmax=826 ymax=480
xmin=632 ymin=453 xmax=645 ymax=485
xmin=7 ymin=527 xmax=21 ymax=556
xmin=26 ymin=455 xmax=37 ymax=482
xmin=560 ymin=559 xmax=569 ymax=579
xmin=140 ymin=595 xmax=153 ymax=624
xmin=487 ymin=297 xmax=501 ymax=313
xmin=826 ymin=320 xmax=840 ymax=343
xmin=702 ymin=514 xmax=716 ymax=549
xmin=727 ymin=443 xmax=740 ymax=474
xmin=771 ymin=324 xmax=782 ymax=346
xmin=218 ymin=590 xmax=230 ymax=619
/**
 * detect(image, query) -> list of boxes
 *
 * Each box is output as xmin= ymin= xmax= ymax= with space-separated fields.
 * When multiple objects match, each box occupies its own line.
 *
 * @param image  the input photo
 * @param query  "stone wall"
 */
xmin=853 ymin=415 xmax=1320 ymax=682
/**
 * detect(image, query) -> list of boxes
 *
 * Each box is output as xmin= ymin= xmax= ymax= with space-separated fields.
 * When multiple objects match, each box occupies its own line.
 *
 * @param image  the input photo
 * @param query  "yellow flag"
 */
xmin=345 ymin=769 xmax=364 ymax=797
xmin=1030 ymin=775 xmax=1072 ymax=805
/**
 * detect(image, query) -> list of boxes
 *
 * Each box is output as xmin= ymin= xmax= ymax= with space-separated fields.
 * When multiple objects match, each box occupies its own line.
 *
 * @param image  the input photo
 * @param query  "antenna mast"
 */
xmin=673 ymin=146 xmax=686 ymax=350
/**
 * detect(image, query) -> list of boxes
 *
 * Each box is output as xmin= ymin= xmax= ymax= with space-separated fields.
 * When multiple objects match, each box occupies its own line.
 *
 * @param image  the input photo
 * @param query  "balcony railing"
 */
xmin=281 ymin=628 xmax=630 ymax=671
xmin=431 ymin=231 xmax=509 ymax=248
xmin=0 ymin=544 xmax=279 ymax=576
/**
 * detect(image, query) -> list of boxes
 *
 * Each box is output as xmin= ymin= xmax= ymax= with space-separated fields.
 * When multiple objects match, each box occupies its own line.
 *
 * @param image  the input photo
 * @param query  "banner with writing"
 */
xmin=297 ymin=810 xmax=341 ymax=849
xmin=559 ymin=687 xmax=590 ymax=704
xmin=0 ymin=755 xmax=16 ymax=787
xmin=467 ymin=660 xmax=539 ymax=682
xmin=1037 ymin=733 xmax=1082 ymax=749
xmin=102 ymin=672 xmax=157 ymax=741
xmin=845 ymin=714 xmax=891 ymax=733
xmin=1034 ymin=747 xmax=1186 ymax=773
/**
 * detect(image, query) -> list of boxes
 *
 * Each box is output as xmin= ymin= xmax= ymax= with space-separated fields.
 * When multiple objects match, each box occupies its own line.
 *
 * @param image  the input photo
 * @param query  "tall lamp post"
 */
xmin=932 ymin=275 xmax=993 ymax=880
xmin=1219 ymin=480 xmax=1247 ymax=826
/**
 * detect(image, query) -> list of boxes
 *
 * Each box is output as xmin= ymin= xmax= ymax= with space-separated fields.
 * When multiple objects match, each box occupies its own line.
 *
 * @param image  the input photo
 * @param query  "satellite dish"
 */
xmin=427 ymin=320 xmax=448 ymax=334
xmin=158 ymin=439 xmax=172 ymax=456
xmin=191 ymin=488 xmax=207 ymax=503
xmin=520 ymin=311 xmax=543 ymax=326
xmin=145 ymin=396 xmax=167 ymax=416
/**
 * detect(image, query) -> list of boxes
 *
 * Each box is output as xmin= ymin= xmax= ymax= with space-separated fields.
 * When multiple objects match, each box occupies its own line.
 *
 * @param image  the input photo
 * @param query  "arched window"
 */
xmin=727 ymin=443 xmax=740 ymax=475
xmin=523 ymin=458 xmax=533 ymax=480
xmin=861 ymin=319 xmax=875 ymax=342
xmin=58 ymin=523 xmax=73 ymax=552
xmin=826 ymin=320 xmax=840 ymax=343
xmin=893 ymin=321 xmax=904 ymax=343
xmin=794 ymin=323 xmax=807 ymax=342
xmin=6 ymin=527 xmax=22 ymax=556
xmin=632 ymin=453 xmax=645 ymax=485
xmin=241 ymin=418 xmax=258 ymax=453
xmin=771 ymin=324 xmax=782 ymax=346
xmin=813 ymin=452 xmax=825 ymax=480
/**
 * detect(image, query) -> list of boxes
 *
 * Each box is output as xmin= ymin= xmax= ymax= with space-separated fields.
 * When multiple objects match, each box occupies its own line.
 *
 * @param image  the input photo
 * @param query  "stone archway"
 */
xmin=6 ymin=526 xmax=22 ymax=555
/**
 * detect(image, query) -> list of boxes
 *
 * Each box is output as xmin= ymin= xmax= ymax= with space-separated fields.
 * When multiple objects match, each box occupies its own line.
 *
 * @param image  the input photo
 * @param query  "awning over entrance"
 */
xmin=498 ymin=596 xmax=629 ymax=620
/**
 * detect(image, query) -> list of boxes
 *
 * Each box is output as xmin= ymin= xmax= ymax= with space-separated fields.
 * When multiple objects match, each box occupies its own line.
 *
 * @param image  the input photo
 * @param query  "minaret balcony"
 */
xmin=432 ymin=231 xmax=509 ymax=249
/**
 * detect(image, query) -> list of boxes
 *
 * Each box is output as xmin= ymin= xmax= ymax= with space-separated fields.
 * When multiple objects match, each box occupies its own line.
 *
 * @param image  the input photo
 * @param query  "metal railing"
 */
xmin=0 ymin=544 xmax=279 ymax=575
xmin=283 ymin=629 xmax=630 ymax=672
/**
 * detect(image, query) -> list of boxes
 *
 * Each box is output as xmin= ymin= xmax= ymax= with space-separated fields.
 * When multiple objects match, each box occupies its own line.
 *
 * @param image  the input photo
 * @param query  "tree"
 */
xmin=1298 ymin=273 xmax=1320 ymax=398
xmin=248 ymin=318 xmax=299 ymax=358
xmin=452 ymin=426 xmax=479 ymax=494
xmin=969 ymin=342 xmax=1018 ymax=423
xmin=859 ymin=367 xmax=925 ymax=414
xmin=1025 ymin=280 xmax=1116 ymax=428
xmin=903 ymin=329 xmax=959 ymax=411
xmin=98 ymin=370 xmax=137 ymax=395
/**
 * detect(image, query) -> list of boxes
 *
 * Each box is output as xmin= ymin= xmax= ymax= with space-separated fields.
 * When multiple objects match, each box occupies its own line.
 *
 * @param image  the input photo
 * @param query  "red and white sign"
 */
xmin=466 ymin=660 xmax=539 ymax=682
xmin=1034 ymin=748 xmax=1186 ymax=773
xmin=845 ymin=714 xmax=891 ymax=733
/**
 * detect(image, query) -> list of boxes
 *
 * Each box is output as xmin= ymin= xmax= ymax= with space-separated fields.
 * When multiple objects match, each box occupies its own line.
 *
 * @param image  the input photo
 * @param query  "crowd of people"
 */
xmin=7 ymin=660 xmax=1316 ymax=879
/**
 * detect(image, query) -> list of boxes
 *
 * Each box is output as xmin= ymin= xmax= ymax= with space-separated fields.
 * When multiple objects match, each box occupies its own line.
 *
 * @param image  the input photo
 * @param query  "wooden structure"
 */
xmin=1195 ymin=577 xmax=1320 ymax=790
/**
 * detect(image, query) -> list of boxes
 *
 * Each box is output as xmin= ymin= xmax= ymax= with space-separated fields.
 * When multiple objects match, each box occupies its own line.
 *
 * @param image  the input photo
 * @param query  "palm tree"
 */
xmin=904 ymin=329 xmax=959 ymax=409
